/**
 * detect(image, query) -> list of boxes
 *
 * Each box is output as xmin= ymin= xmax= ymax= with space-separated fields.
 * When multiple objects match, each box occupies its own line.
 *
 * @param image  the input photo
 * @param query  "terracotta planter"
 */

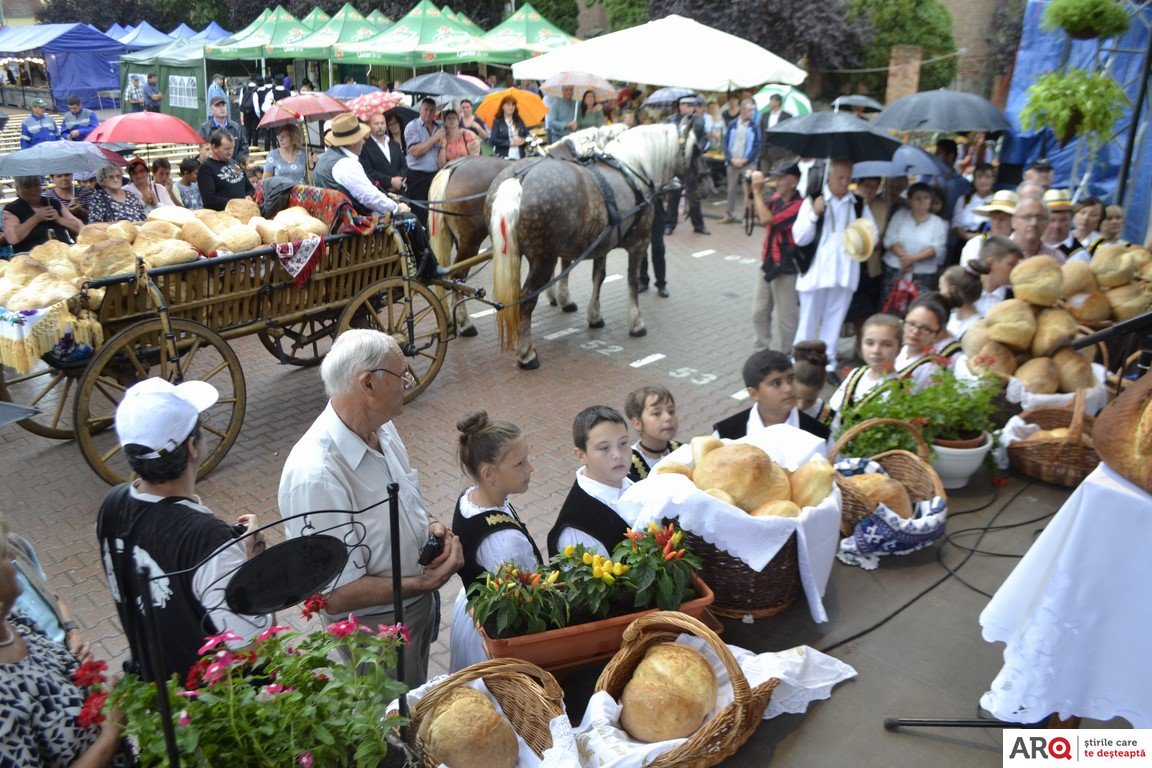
xmin=933 ymin=432 xmax=987 ymax=450
xmin=479 ymin=575 xmax=716 ymax=674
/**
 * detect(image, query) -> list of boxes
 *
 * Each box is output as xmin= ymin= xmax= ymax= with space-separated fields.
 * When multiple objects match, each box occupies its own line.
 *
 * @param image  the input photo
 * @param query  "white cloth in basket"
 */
xmin=617 ymin=426 xmax=842 ymax=622
xmin=389 ymin=676 xmax=581 ymax=768
xmin=954 ymin=354 xmax=1109 ymax=415
xmin=573 ymin=635 xmax=856 ymax=768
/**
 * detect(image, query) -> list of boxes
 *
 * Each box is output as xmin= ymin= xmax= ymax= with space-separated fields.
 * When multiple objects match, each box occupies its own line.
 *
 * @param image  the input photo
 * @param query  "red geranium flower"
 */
xmin=77 ymin=691 xmax=108 ymax=728
xmin=71 ymin=660 xmax=108 ymax=689
xmin=301 ymin=594 xmax=329 ymax=620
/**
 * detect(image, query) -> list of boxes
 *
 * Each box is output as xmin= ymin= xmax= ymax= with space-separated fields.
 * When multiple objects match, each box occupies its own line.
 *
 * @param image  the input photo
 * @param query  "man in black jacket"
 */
xmin=664 ymin=96 xmax=709 ymax=235
xmin=361 ymin=111 xmax=407 ymax=193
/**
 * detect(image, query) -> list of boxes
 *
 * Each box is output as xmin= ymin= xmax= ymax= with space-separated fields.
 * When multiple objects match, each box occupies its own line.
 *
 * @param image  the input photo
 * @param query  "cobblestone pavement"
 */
xmin=2 ymin=200 xmax=1092 ymax=766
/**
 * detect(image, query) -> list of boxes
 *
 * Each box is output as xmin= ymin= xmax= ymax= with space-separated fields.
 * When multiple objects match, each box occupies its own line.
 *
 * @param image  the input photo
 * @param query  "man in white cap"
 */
xmin=1042 ymin=188 xmax=1089 ymax=263
xmin=96 ymin=379 xmax=269 ymax=682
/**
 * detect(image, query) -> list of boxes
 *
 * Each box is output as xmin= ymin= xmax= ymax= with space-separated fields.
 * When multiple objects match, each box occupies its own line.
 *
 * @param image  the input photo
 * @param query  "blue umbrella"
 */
xmin=642 ymin=86 xmax=697 ymax=109
xmin=326 ymin=83 xmax=381 ymax=100
xmin=852 ymin=144 xmax=950 ymax=178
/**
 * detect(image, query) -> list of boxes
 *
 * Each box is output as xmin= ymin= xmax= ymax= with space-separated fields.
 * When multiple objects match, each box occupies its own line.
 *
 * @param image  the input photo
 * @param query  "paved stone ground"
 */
xmin=2 ymin=198 xmax=1116 ymax=766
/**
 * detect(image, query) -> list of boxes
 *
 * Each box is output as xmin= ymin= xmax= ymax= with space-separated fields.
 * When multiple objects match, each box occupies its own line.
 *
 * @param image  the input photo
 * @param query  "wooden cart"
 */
xmin=0 ymin=222 xmax=483 ymax=484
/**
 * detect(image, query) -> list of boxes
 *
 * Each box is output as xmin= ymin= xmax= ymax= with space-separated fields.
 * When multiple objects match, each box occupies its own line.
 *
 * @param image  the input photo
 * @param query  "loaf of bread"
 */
xmin=655 ymin=462 xmax=694 ymax=480
xmin=218 ymin=225 xmax=262 ymax=254
xmin=72 ymin=237 xmax=136 ymax=278
xmin=789 ymin=457 xmax=834 ymax=508
xmin=147 ymin=206 xmax=197 ymax=227
xmin=1091 ymin=244 xmax=1134 ymax=288
xmin=750 ymin=499 xmax=802 ymax=518
xmin=984 ymin=299 xmax=1036 ymax=351
xmin=135 ymin=219 xmax=181 ymax=246
xmin=690 ymin=436 xmax=723 ymax=466
xmin=193 ymin=209 xmax=241 ymax=232
xmin=693 ymin=443 xmax=790 ymax=513
xmin=1052 ymin=347 xmax=1096 ymax=392
xmin=6 ymin=273 xmax=79 ymax=310
xmin=418 ymin=687 xmax=518 ymax=768
xmin=224 ymin=197 xmax=261 ymax=224
xmin=1015 ymin=357 xmax=1059 ymax=394
xmin=1140 ymin=260 xmax=1152 ymax=282
xmin=846 ymin=473 xmax=913 ymax=518
xmin=254 ymin=218 xmax=284 ymax=245
xmin=76 ymin=222 xmax=112 ymax=246
xmin=273 ymin=206 xmax=329 ymax=237
xmin=1030 ymin=307 xmax=1077 ymax=357
xmin=106 ymin=220 xmax=138 ymax=244
xmin=1106 ymin=283 xmax=1150 ymax=321
xmin=960 ymin=318 xmax=990 ymax=359
xmin=703 ymin=488 xmax=737 ymax=506
xmin=620 ymin=643 xmax=718 ymax=742
xmin=1063 ymin=290 xmax=1113 ymax=322
xmin=6 ymin=254 xmax=47 ymax=284
xmin=1060 ymin=260 xmax=1098 ymax=297
xmin=970 ymin=340 xmax=1018 ymax=377
xmin=0 ymin=278 xmax=18 ymax=307
xmin=1091 ymin=372 xmax=1152 ymax=492
xmin=143 ymin=239 xmax=199 ymax=269
xmin=1127 ymin=247 xmax=1152 ymax=271
xmin=1011 ymin=255 xmax=1063 ymax=306
xmin=181 ymin=219 xmax=224 ymax=255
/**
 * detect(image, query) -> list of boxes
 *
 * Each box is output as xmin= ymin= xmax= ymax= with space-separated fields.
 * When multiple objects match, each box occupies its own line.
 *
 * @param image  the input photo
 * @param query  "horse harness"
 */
xmin=584 ymin=150 xmax=656 ymax=246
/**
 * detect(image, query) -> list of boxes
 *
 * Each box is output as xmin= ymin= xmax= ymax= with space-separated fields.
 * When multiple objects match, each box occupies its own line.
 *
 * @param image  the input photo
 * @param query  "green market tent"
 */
xmin=366 ymin=9 xmax=393 ymax=27
xmin=209 ymin=8 xmax=271 ymax=49
xmin=482 ymin=2 xmax=575 ymax=63
xmin=335 ymin=0 xmax=511 ymax=66
xmin=276 ymin=3 xmax=383 ymax=58
xmin=206 ymin=6 xmax=310 ymax=60
xmin=121 ymin=38 xmax=210 ymax=126
xmin=442 ymin=6 xmax=484 ymax=33
xmin=300 ymin=7 xmax=331 ymax=29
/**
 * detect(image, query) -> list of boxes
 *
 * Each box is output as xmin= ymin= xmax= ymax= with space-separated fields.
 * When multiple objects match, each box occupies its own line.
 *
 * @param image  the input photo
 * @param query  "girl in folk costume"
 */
xmin=625 ymin=386 xmax=681 ymax=483
xmin=792 ymin=341 xmax=831 ymax=424
xmin=939 ymin=262 xmax=989 ymax=342
xmin=827 ymin=314 xmax=901 ymax=432
xmin=449 ymin=412 xmax=542 ymax=672
xmin=894 ymin=297 xmax=950 ymax=392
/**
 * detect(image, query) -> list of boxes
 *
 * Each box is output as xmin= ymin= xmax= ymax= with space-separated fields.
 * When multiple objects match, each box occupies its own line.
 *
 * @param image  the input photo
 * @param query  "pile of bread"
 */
xmin=961 ymin=249 xmax=1151 ymax=394
xmin=841 ymin=473 xmax=914 ymax=518
xmin=0 ymin=200 xmax=330 ymax=313
xmin=655 ymin=437 xmax=835 ymax=519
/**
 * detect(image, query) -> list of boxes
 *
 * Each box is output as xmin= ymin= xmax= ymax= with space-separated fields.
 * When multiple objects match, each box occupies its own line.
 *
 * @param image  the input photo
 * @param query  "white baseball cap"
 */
xmin=115 ymin=379 xmax=219 ymax=459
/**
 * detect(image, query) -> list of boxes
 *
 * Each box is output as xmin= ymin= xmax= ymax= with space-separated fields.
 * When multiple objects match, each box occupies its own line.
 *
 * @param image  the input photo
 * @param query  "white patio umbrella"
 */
xmin=512 ymin=15 xmax=806 ymax=90
xmin=753 ymin=85 xmax=812 ymax=116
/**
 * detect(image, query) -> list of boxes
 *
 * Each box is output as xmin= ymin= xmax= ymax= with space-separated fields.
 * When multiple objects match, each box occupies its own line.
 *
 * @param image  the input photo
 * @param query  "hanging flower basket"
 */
xmin=1042 ymin=0 xmax=1131 ymax=40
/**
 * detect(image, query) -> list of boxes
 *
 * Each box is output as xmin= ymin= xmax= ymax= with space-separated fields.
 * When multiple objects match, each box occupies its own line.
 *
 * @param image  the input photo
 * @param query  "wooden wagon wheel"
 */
xmin=256 ymin=312 xmax=341 ymax=367
xmin=338 ymin=277 xmax=448 ymax=403
xmin=73 ymin=318 xmax=247 ymax=485
xmin=0 ymin=353 xmax=90 ymax=439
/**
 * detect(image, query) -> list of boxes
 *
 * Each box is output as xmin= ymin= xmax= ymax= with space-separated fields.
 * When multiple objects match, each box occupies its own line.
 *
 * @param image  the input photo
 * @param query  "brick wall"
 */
xmin=940 ymin=0 xmax=997 ymax=94
xmin=578 ymin=0 xmax=609 ymax=38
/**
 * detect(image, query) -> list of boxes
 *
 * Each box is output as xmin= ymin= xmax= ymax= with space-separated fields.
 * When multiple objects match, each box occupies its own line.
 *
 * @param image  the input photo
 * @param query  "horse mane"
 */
xmin=548 ymin=124 xmax=628 ymax=160
xmin=602 ymin=124 xmax=692 ymax=187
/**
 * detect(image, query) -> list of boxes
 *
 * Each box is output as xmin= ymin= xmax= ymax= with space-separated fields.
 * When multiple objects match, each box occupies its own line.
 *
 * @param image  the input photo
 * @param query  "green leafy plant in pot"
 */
xmin=1020 ymin=68 xmax=1129 ymax=149
xmin=1042 ymin=0 xmax=1130 ymax=40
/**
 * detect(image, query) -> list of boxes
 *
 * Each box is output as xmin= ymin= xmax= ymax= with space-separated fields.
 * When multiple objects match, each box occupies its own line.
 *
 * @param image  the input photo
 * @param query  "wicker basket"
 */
xmin=408 ymin=658 xmax=565 ymax=768
xmin=594 ymin=611 xmax=777 ymax=768
xmin=679 ymin=528 xmax=800 ymax=619
xmin=830 ymin=418 xmax=948 ymax=537
xmin=1009 ymin=389 xmax=1100 ymax=487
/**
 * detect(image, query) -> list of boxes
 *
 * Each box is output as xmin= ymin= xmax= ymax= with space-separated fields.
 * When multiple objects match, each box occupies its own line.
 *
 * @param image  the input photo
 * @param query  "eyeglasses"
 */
xmin=904 ymin=320 xmax=940 ymax=335
xmin=1016 ymin=214 xmax=1047 ymax=222
xmin=368 ymin=368 xmax=416 ymax=390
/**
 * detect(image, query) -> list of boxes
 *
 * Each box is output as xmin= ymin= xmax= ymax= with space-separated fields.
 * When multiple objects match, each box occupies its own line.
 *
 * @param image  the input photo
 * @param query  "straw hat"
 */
xmin=974 ymin=190 xmax=1019 ymax=216
xmin=843 ymin=218 xmax=876 ymax=262
xmin=1042 ymin=188 xmax=1073 ymax=213
xmin=324 ymin=113 xmax=370 ymax=147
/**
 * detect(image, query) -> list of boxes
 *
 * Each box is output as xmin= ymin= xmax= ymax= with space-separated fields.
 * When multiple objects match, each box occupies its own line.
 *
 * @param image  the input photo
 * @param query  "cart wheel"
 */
xmin=0 ymin=353 xmax=90 ymax=439
xmin=256 ymin=313 xmax=340 ymax=367
xmin=73 ymin=318 xmax=247 ymax=485
xmin=338 ymin=277 xmax=448 ymax=403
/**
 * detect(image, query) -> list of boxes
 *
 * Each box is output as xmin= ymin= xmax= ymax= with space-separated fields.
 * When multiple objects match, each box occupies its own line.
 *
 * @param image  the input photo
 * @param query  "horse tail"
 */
xmin=427 ymin=167 xmax=454 ymax=267
xmin=490 ymin=177 xmax=523 ymax=351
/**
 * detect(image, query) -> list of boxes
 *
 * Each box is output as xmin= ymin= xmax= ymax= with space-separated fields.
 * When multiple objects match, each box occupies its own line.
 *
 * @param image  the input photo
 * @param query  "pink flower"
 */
xmin=176 ymin=689 xmax=201 ymax=699
xmin=257 ymin=625 xmax=291 ymax=643
xmin=177 ymin=710 xmax=191 ymax=726
xmin=376 ymin=623 xmax=411 ymax=646
xmin=326 ymin=614 xmax=362 ymax=638
xmin=299 ymin=752 xmax=314 ymax=768
xmin=197 ymin=630 xmax=243 ymax=656
xmin=202 ymin=651 xmax=236 ymax=686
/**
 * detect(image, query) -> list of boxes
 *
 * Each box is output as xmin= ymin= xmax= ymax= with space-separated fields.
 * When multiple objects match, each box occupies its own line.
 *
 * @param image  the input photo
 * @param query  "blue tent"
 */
xmin=191 ymin=21 xmax=233 ymax=42
xmin=105 ymin=23 xmax=126 ymax=39
xmin=0 ymin=24 xmax=125 ymax=110
xmin=1003 ymin=0 xmax=1152 ymax=243
xmin=169 ymin=23 xmax=198 ymax=39
xmin=119 ymin=20 xmax=173 ymax=51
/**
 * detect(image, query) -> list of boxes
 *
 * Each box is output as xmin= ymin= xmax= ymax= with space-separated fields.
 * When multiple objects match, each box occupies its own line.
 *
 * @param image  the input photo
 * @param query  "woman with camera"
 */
xmin=750 ymin=162 xmax=803 ymax=354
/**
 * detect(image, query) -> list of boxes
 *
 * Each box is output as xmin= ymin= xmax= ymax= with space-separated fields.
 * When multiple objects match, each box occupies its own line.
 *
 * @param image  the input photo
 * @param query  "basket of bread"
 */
xmin=402 ymin=658 xmax=570 ymax=768
xmin=829 ymin=418 xmax=947 ymax=539
xmin=586 ymin=611 xmax=777 ymax=768
xmin=619 ymin=426 xmax=841 ymax=621
xmin=1090 ymin=370 xmax=1152 ymax=494
xmin=1008 ymin=389 xmax=1100 ymax=488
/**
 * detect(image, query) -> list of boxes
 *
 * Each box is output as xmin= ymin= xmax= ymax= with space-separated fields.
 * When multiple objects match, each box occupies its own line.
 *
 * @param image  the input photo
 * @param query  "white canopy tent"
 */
xmin=511 ymin=15 xmax=806 ymax=90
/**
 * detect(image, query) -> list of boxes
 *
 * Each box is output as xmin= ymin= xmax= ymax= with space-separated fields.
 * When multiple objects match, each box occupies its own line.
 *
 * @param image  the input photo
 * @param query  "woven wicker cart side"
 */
xmin=1009 ymin=389 xmax=1101 ymax=487
xmin=408 ymin=658 xmax=565 ymax=768
xmin=594 ymin=612 xmax=777 ymax=768
xmin=829 ymin=418 xmax=947 ymax=537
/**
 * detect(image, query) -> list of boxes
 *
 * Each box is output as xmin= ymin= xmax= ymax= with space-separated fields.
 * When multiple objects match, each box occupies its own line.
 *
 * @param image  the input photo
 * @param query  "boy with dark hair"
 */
xmin=546 ymin=406 xmax=633 ymax=557
xmin=174 ymin=157 xmax=203 ymax=210
xmin=624 ymin=386 xmax=681 ymax=482
xmin=713 ymin=349 xmax=831 ymax=442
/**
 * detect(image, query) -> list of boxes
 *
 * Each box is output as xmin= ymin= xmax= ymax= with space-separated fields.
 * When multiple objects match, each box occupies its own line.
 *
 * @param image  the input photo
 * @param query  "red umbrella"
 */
xmin=346 ymin=91 xmax=406 ymax=121
xmin=85 ymin=112 xmax=204 ymax=145
xmin=259 ymin=92 xmax=349 ymax=129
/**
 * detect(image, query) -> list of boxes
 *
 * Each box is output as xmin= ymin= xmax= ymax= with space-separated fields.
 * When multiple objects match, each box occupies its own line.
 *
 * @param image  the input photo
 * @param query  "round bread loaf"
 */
xmin=274 ymin=206 xmax=330 ymax=237
xmin=750 ymin=499 xmax=802 ymax=518
xmin=143 ymin=239 xmax=199 ymax=268
xmin=1126 ymin=247 xmax=1152 ymax=270
xmin=1091 ymin=371 xmax=1152 ymax=493
xmin=76 ymin=222 xmax=112 ymax=246
xmin=1060 ymin=260 xmax=1098 ymax=297
xmin=1030 ymin=307 xmax=1077 ymax=357
xmin=7 ymin=273 xmax=78 ymax=310
xmin=1011 ymin=255 xmax=1063 ymax=306
xmin=789 ymin=457 xmax=834 ymax=508
xmin=984 ymin=299 xmax=1036 ymax=351
xmin=690 ymin=436 xmax=724 ymax=466
xmin=418 ymin=686 xmax=518 ymax=768
xmin=1063 ymin=290 xmax=1112 ymax=322
xmin=254 ymin=218 xmax=285 ymax=245
xmin=1141 ymin=260 xmax=1152 ymax=282
xmin=193 ymin=209 xmax=241 ymax=232
xmin=1106 ymin=283 xmax=1150 ymax=321
xmin=1015 ymin=357 xmax=1059 ymax=394
xmin=5 ymin=254 xmax=47 ymax=284
xmin=147 ymin=206 xmax=196 ymax=227
xmin=29 ymin=240 xmax=73 ymax=269
xmin=218 ymin=225 xmax=262 ymax=254
xmin=1051 ymin=347 xmax=1096 ymax=392
xmin=960 ymin=318 xmax=990 ymax=359
xmin=620 ymin=643 xmax=718 ymax=742
xmin=106 ymin=220 xmax=138 ymax=243
xmin=77 ymin=237 xmax=136 ymax=278
xmin=224 ymin=197 xmax=261 ymax=224
xmin=654 ymin=461 xmax=694 ymax=480
xmin=846 ymin=473 xmax=912 ymax=518
xmin=693 ymin=443 xmax=789 ymax=512
xmin=970 ymin=340 xmax=1018 ymax=377
xmin=1090 ymin=244 xmax=1134 ymax=288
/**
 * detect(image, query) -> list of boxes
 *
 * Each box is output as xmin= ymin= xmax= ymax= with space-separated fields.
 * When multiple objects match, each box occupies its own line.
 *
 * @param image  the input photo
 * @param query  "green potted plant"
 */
xmin=614 ymin=521 xmax=702 ymax=611
xmin=1042 ymin=0 xmax=1130 ymax=40
xmin=467 ymin=561 xmax=568 ymax=636
xmin=1020 ymin=69 xmax=1129 ymax=149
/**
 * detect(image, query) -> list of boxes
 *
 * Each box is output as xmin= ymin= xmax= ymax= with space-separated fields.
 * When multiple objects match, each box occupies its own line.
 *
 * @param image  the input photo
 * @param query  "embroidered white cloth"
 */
xmin=980 ymin=463 xmax=1152 ymax=726
xmin=617 ymin=426 xmax=842 ymax=622
xmin=573 ymin=636 xmax=856 ymax=768
xmin=389 ymin=676 xmax=581 ymax=768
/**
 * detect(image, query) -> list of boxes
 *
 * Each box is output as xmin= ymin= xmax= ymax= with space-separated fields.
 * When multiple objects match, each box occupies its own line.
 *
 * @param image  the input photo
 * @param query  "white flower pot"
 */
xmin=931 ymin=431 xmax=993 ymax=489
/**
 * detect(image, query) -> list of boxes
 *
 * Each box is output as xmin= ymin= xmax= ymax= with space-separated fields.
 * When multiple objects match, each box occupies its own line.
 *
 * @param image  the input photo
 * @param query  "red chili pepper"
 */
xmin=673 ymin=549 xmax=686 ymax=560
xmin=531 ymin=573 xmax=541 ymax=588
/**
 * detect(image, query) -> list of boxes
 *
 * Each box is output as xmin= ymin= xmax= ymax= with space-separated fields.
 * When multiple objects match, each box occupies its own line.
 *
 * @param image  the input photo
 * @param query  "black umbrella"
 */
xmin=832 ymin=94 xmax=884 ymax=112
xmin=385 ymin=105 xmax=419 ymax=131
xmin=642 ymin=86 xmax=697 ymax=108
xmin=396 ymin=71 xmax=487 ymax=98
xmin=874 ymin=89 xmax=1013 ymax=133
xmin=766 ymin=111 xmax=902 ymax=162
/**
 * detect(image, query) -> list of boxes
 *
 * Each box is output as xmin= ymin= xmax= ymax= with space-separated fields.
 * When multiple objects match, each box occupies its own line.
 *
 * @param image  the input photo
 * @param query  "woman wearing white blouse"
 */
xmin=882 ymin=182 xmax=948 ymax=301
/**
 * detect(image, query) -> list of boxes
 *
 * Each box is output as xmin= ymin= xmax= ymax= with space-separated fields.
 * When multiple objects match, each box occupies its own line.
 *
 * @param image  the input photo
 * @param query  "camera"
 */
xmin=742 ymin=169 xmax=755 ymax=184
xmin=417 ymin=533 xmax=445 ymax=566
xmin=230 ymin=522 xmax=248 ymax=538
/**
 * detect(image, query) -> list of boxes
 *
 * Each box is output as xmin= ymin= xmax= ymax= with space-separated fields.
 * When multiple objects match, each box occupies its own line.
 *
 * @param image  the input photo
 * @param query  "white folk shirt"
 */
xmin=792 ymin=186 xmax=874 ymax=292
xmin=331 ymin=147 xmax=398 ymax=214
xmin=554 ymin=468 xmax=633 ymax=557
xmin=952 ymin=192 xmax=993 ymax=232
xmin=278 ymin=403 xmax=429 ymax=615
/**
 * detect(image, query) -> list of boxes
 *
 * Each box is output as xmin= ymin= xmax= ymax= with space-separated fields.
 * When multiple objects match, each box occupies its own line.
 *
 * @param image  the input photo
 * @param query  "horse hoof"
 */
xmin=589 ymin=319 xmax=605 ymax=329
xmin=460 ymin=326 xmax=478 ymax=338
xmin=518 ymin=357 xmax=540 ymax=371
xmin=630 ymin=327 xmax=648 ymax=338
xmin=561 ymin=303 xmax=578 ymax=313
xmin=548 ymin=298 xmax=558 ymax=307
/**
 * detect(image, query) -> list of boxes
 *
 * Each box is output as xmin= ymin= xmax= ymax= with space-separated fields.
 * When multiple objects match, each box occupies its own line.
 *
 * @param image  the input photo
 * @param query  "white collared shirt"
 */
xmin=974 ymin=284 xmax=1010 ymax=316
xmin=370 ymin=134 xmax=391 ymax=164
xmin=554 ymin=468 xmax=633 ymax=557
xmin=331 ymin=147 xmax=398 ymax=214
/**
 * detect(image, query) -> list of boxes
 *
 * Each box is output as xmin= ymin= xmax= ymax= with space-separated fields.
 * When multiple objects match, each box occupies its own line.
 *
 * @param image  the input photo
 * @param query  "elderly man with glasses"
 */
xmin=279 ymin=330 xmax=463 ymax=689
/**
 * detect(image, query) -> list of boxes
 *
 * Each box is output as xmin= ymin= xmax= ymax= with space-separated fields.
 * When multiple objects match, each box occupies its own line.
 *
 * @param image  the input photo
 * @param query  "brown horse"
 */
xmin=486 ymin=123 xmax=696 ymax=369
xmin=427 ymin=125 xmax=630 ymax=336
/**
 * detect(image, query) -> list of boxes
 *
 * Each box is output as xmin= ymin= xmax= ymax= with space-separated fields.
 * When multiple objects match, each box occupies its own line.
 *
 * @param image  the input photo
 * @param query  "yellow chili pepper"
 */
xmin=592 ymin=555 xmax=605 ymax=568
xmin=648 ymin=521 xmax=660 ymax=535
xmin=612 ymin=562 xmax=625 ymax=576
xmin=563 ymin=544 xmax=576 ymax=558
xmin=672 ymin=530 xmax=684 ymax=547
xmin=601 ymin=572 xmax=615 ymax=585
xmin=546 ymin=570 xmax=559 ymax=585
xmin=592 ymin=566 xmax=603 ymax=579
xmin=582 ymin=552 xmax=594 ymax=565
